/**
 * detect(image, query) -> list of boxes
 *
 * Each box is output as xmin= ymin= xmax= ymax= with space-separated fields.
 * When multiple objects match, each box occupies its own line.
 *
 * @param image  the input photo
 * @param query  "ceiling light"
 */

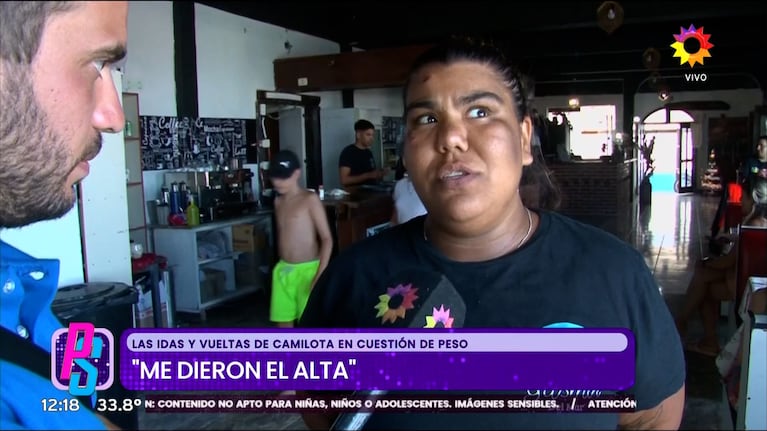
xmin=568 ymin=98 xmax=580 ymax=108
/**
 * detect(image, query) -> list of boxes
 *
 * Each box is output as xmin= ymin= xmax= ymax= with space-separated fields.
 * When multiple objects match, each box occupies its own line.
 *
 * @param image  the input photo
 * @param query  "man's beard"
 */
xmin=0 ymin=62 xmax=101 ymax=228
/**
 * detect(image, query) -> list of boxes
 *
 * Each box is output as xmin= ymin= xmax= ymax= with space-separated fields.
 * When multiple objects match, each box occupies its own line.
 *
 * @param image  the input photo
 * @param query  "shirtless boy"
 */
xmin=268 ymin=150 xmax=333 ymax=327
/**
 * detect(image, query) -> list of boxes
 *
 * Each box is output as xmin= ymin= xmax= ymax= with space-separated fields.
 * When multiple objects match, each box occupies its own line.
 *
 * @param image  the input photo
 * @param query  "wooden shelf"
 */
xmin=127 ymin=181 xmax=143 ymax=186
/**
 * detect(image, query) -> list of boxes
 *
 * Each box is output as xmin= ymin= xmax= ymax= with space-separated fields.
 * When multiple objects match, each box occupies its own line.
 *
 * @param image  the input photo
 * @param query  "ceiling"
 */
xmin=197 ymin=1 xmax=767 ymax=96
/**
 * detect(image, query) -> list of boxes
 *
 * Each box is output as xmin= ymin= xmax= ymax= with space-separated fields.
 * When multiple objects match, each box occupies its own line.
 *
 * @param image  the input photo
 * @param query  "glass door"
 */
xmin=677 ymin=122 xmax=694 ymax=193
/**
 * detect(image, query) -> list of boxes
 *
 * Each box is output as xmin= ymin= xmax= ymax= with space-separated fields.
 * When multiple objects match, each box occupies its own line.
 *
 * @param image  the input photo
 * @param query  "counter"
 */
xmin=148 ymin=210 xmax=274 ymax=232
xmin=549 ymin=159 xmax=637 ymax=241
xmin=321 ymin=189 xmax=393 ymax=253
xmin=152 ymin=213 xmax=274 ymax=321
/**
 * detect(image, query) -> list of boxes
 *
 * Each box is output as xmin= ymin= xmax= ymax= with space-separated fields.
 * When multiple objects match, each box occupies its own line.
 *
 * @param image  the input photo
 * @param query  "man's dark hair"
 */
xmin=0 ymin=2 xmax=76 ymax=64
xmin=354 ymin=119 xmax=375 ymax=132
xmin=758 ymin=135 xmax=767 ymax=144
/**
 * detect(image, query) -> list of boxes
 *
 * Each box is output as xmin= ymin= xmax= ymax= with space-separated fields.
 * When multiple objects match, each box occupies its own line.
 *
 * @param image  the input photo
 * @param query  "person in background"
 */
xmin=394 ymin=155 xmax=407 ymax=181
xmin=0 ymin=2 xmax=128 ymax=429
xmin=708 ymin=152 xmax=739 ymax=241
xmin=390 ymin=160 xmax=427 ymax=226
xmin=268 ymin=150 xmax=333 ymax=328
xmin=298 ymin=39 xmax=684 ymax=430
xmin=739 ymin=135 xmax=767 ymax=186
xmin=338 ymin=119 xmax=387 ymax=187
xmin=677 ymin=175 xmax=767 ymax=356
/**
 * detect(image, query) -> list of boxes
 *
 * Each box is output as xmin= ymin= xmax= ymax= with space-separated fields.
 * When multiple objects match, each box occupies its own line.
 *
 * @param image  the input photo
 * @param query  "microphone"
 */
xmin=331 ymin=269 xmax=466 ymax=430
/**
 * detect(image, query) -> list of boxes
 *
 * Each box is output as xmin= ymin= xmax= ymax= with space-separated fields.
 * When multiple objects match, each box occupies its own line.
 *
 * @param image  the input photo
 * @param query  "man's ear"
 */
xmin=519 ymin=116 xmax=534 ymax=166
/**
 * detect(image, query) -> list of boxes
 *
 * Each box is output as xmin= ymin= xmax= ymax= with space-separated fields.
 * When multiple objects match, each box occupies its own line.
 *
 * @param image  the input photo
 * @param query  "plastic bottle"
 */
xmin=169 ymin=182 xmax=181 ymax=214
xmin=186 ymin=194 xmax=200 ymax=226
xmin=318 ymin=185 xmax=325 ymax=200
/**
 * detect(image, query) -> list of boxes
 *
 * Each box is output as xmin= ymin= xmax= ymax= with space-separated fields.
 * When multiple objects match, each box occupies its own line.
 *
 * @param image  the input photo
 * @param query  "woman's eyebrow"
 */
xmin=456 ymin=91 xmax=503 ymax=106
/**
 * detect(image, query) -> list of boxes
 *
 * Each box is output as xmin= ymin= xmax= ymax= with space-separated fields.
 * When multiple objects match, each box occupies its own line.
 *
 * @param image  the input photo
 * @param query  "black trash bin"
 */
xmin=52 ymin=282 xmax=139 ymax=430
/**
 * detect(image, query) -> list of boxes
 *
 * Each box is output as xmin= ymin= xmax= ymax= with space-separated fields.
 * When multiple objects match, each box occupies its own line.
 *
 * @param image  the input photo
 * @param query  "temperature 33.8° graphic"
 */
xmin=670 ymin=25 xmax=714 ymax=68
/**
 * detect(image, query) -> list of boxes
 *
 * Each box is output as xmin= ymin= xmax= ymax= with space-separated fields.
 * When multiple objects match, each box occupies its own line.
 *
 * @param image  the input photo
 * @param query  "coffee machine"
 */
xmin=163 ymin=169 xmax=257 ymax=223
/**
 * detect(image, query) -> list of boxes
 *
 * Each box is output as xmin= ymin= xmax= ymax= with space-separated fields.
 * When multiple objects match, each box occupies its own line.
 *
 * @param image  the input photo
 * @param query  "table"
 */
xmin=322 ymin=189 xmax=393 ymax=253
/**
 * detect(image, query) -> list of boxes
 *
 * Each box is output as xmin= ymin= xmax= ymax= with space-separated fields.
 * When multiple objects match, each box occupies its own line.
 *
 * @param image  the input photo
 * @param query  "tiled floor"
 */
xmin=136 ymin=191 xmax=734 ymax=430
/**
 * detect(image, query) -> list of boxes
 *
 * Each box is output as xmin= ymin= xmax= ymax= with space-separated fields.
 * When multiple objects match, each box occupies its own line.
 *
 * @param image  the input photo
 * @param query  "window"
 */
xmin=643 ymin=109 xmax=694 ymax=124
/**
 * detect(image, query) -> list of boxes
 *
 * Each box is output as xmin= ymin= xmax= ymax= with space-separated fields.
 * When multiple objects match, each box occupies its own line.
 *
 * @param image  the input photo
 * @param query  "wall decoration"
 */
xmin=139 ymin=116 xmax=249 ymax=171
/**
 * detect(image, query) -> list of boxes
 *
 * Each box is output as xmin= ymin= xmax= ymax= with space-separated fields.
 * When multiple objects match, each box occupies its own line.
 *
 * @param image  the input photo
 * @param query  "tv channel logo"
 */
xmin=670 ymin=24 xmax=714 ymax=82
xmin=51 ymin=322 xmax=114 ymax=396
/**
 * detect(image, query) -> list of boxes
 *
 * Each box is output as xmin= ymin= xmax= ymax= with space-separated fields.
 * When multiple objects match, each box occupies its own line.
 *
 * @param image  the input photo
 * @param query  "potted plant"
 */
xmin=639 ymin=136 xmax=655 ymax=208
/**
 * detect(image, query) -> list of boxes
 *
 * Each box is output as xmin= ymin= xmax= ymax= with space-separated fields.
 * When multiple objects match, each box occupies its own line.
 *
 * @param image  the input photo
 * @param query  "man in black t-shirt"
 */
xmin=740 ymin=135 xmax=767 ymax=186
xmin=339 ymin=119 xmax=386 ymax=187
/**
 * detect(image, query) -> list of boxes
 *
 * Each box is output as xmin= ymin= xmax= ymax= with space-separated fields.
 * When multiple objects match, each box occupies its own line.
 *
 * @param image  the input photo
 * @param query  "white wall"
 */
xmin=195 ymin=4 xmax=342 ymax=119
xmin=0 ymin=208 xmax=85 ymax=287
xmin=139 ymin=5 xmax=346 ymax=211
xmin=123 ymin=1 xmax=176 ymax=116
xmin=355 ymin=88 xmax=404 ymax=117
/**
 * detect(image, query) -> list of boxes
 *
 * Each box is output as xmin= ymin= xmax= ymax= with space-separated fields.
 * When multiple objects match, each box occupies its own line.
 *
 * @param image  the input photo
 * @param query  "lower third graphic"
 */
xmin=51 ymin=322 xmax=114 ymax=396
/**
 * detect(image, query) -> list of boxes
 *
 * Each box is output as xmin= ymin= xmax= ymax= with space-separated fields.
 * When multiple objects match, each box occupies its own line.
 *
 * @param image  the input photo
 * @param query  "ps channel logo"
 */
xmin=51 ymin=322 xmax=114 ymax=396
xmin=670 ymin=24 xmax=714 ymax=83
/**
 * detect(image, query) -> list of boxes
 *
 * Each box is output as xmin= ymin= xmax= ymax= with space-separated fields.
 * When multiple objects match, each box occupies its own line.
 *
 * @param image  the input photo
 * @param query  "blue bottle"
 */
xmin=169 ymin=182 xmax=181 ymax=214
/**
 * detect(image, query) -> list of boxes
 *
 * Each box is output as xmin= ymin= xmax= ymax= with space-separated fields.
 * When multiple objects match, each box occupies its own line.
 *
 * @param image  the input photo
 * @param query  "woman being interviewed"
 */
xmin=298 ymin=39 xmax=684 ymax=430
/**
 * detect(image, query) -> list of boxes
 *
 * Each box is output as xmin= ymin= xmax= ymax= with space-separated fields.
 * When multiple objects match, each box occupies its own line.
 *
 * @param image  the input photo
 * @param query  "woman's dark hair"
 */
xmin=403 ymin=38 xmax=531 ymax=121
xmin=402 ymin=38 xmax=560 ymax=210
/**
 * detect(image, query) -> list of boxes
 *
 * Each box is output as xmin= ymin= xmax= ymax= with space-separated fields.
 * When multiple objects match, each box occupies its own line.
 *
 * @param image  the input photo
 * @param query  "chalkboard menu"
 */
xmin=139 ymin=116 xmax=248 ymax=170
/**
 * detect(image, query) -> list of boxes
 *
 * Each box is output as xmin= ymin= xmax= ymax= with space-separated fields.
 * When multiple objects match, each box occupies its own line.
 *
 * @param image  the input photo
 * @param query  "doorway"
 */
xmin=254 ymin=90 xmax=322 ymax=189
xmin=278 ymin=106 xmax=307 ymax=188
xmin=642 ymin=108 xmax=696 ymax=194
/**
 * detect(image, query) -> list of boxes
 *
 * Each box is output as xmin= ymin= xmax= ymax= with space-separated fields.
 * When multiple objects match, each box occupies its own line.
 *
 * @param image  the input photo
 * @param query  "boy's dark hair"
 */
xmin=354 ymin=119 xmax=375 ymax=132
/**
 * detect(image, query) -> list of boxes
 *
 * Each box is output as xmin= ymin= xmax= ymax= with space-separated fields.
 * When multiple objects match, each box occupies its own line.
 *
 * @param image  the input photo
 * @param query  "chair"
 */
xmin=735 ymin=226 xmax=767 ymax=315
